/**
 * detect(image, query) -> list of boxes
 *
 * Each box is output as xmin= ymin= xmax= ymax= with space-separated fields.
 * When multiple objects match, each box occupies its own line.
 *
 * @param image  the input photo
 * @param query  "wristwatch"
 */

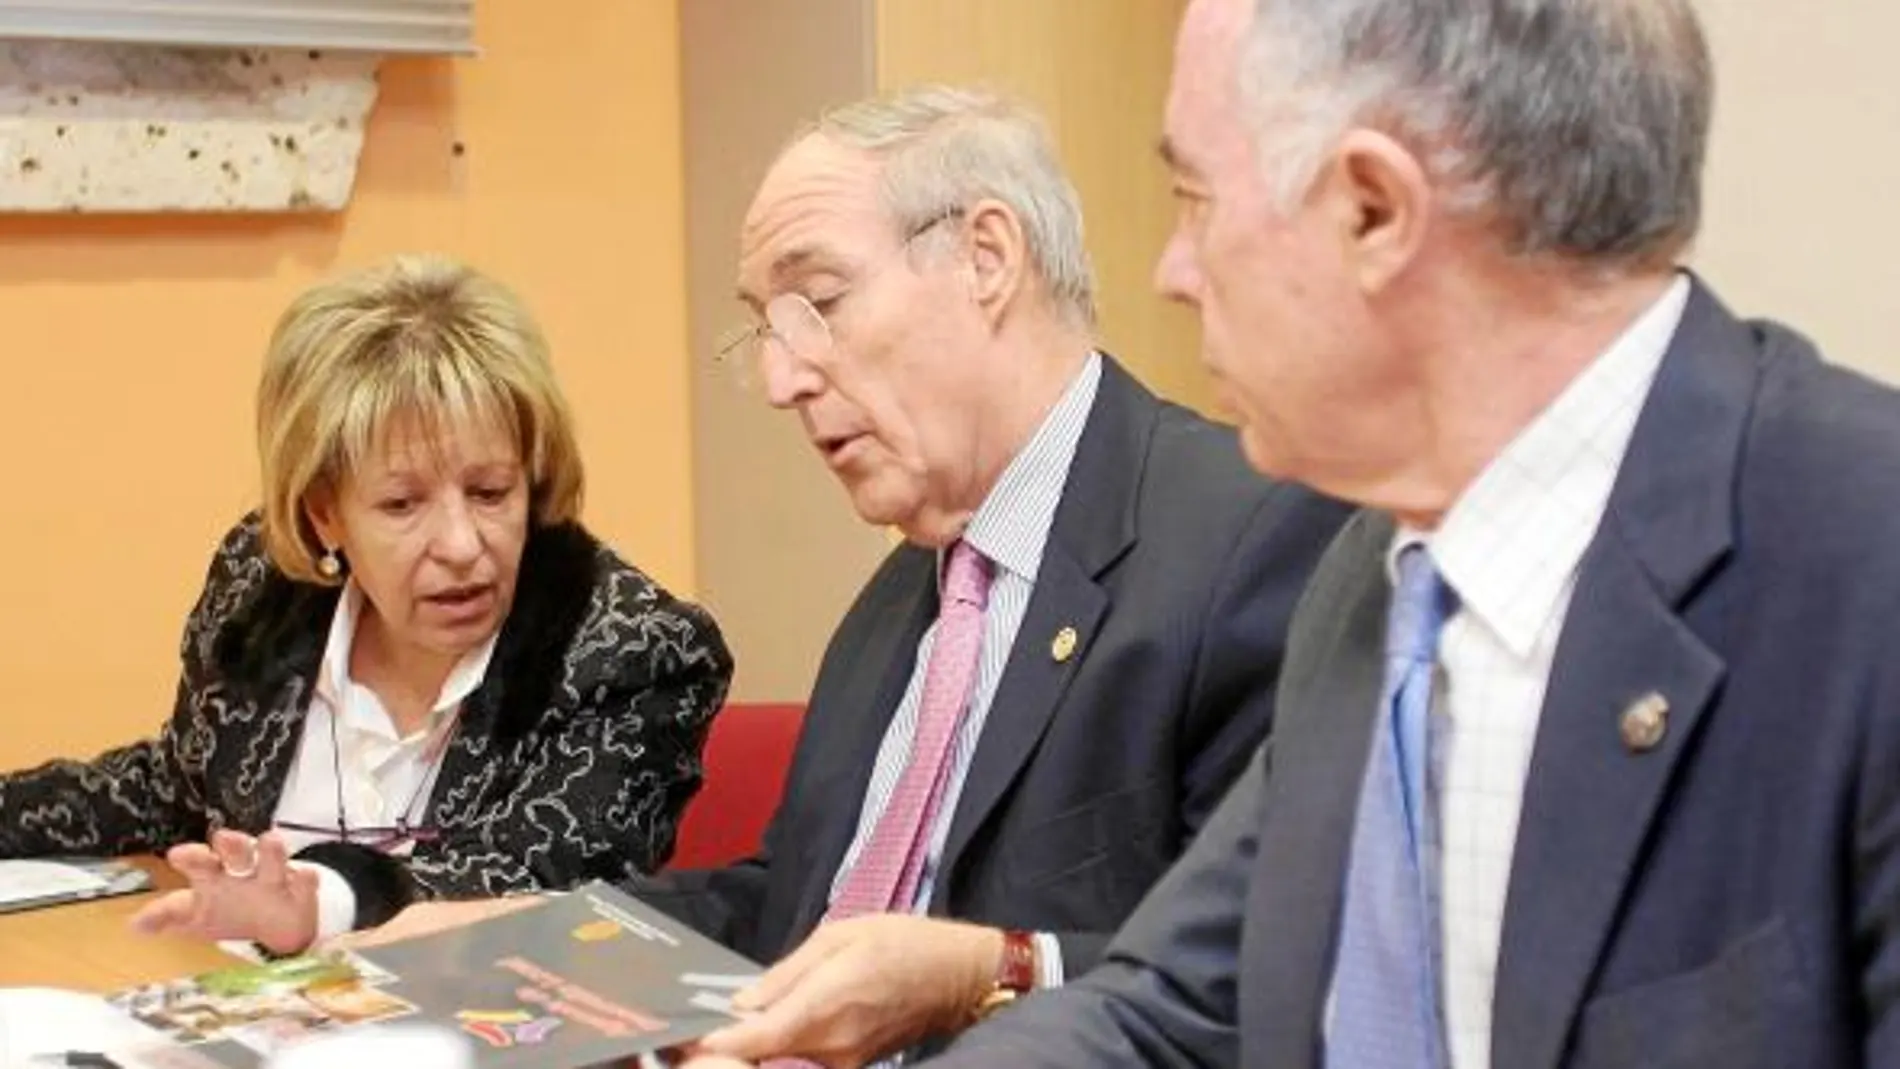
xmin=969 ymin=929 xmax=1038 ymax=1022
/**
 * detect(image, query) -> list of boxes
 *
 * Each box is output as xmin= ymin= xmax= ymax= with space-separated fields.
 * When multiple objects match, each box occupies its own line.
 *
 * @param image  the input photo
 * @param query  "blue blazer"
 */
xmin=931 ymin=281 xmax=1900 ymax=1069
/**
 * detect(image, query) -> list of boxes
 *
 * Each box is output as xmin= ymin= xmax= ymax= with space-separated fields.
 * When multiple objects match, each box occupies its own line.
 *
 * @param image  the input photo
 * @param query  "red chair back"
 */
xmin=668 ymin=702 xmax=805 ymax=870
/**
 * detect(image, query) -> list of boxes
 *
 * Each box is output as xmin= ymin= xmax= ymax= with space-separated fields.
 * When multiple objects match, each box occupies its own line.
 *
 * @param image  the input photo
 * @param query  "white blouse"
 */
xmin=272 ymin=581 xmax=497 ymax=939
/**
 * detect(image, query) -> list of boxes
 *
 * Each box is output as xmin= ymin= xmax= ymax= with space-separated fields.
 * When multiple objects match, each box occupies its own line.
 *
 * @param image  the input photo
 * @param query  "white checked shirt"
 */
xmin=827 ymin=352 xmax=1103 ymax=992
xmin=1389 ymin=275 xmax=1690 ymax=1068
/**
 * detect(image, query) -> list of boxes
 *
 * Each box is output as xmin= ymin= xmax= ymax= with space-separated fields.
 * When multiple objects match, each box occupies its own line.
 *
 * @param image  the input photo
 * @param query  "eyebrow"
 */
xmin=735 ymin=245 xmax=849 ymax=309
xmin=1157 ymin=135 xmax=1199 ymax=178
xmin=464 ymin=459 xmax=523 ymax=478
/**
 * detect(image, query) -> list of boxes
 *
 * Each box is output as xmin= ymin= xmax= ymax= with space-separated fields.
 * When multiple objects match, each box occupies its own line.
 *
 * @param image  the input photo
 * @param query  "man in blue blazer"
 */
xmin=901 ymin=0 xmax=1900 ymax=1067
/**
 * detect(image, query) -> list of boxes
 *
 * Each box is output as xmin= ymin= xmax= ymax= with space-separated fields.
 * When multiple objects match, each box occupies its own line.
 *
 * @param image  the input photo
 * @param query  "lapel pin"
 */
xmin=1051 ymin=626 xmax=1079 ymax=663
xmin=1619 ymin=690 xmax=1669 ymax=753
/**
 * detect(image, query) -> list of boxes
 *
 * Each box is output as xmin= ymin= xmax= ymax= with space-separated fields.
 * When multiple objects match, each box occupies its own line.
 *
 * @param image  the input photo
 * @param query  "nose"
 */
xmin=430 ymin=495 xmax=484 ymax=567
xmin=759 ymin=335 xmax=825 ymax=409
xmin=1154 ymin=228 xmax=1202 ymax=306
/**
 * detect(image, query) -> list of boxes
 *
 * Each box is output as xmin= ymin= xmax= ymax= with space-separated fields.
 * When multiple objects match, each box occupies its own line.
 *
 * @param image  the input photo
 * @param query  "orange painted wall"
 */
xmin=0 ymin=3 xmax=694 ymax=770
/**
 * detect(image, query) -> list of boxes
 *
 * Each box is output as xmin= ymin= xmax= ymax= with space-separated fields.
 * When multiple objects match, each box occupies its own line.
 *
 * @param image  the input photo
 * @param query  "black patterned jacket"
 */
xmin=0 ymin=515 xmax=733 ymax=919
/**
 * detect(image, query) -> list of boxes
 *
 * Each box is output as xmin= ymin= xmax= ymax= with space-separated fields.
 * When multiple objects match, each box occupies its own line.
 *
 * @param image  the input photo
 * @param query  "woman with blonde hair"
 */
xmin=0 ymin=255 xmax=733 ymax=954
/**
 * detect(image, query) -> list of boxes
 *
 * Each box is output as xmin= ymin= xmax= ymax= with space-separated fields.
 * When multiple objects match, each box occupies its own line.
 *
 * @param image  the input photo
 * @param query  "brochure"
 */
xmin=86 ymin=881 xmax=762 ymax=1068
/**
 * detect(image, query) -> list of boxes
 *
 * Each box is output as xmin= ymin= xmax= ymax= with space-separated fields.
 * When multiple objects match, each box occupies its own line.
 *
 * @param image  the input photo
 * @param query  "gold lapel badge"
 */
xmin=1051 ymin=626 xmax=1079 ymax=663
xmin=1619 ymin=690 xmax=1670 ymax=753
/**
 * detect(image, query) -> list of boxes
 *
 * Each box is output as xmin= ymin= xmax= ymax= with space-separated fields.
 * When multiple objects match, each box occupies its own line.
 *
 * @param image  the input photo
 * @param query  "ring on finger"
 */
xmin=220 ymin=843 xmax=260 ymax=879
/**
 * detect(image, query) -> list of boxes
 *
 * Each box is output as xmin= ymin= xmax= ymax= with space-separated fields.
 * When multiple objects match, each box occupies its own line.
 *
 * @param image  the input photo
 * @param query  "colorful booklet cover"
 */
xmin=96 ymin=880 xmax=763 ymax=1068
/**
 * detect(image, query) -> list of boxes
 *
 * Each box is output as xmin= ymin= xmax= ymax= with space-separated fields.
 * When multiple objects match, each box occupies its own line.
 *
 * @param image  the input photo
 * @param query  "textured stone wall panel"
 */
xmin=0 ymin=42 xmax=378 ymax=211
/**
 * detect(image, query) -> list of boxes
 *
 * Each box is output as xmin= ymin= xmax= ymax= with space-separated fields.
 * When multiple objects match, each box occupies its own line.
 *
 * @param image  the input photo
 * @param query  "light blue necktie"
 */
xmin=1327 ymin=545 xmax=1457 ymax=1069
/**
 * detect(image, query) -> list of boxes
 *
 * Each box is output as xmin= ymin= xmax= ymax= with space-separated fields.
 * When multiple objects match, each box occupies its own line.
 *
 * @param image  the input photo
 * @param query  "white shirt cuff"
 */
xmin=1031 ymin=931 xmax=1065 ymax=989
xmin=295 ymin=860 xmax=360 ymax=943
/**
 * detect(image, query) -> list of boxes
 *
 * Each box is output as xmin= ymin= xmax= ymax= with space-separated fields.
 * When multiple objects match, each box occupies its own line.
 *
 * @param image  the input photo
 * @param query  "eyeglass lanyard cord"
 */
xmin=322 ymin=699 xmax=461 ymax=846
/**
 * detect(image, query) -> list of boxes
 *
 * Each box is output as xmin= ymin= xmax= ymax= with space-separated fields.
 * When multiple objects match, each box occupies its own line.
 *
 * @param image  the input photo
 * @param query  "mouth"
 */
xmin=814 ymin=432 xmax=869 ymax=466
xmin=422 ymin=583 xmax=496 ymax=621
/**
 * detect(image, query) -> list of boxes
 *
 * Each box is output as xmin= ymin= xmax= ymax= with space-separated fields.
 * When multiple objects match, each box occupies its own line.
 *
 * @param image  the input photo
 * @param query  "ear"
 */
xmin=1317 ymin=129 xmax=1433 ymax=295
xmin=962 ymin=198 xmax=1030 ymax=329
xmin=303 ymin=487 xmax=344 ymax=553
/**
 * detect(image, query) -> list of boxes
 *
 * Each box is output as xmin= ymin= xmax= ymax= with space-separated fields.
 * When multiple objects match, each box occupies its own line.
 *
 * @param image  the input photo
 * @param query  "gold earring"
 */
xmin=316 ymin=548 xmax=343 ymax=581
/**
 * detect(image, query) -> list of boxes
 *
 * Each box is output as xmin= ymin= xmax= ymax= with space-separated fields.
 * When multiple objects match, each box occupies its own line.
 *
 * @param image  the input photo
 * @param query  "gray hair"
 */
xmin=1240 ymin=0 xmax=1714 ymax=269
xmin=810 ymin=85 xmax=1098 ymax=327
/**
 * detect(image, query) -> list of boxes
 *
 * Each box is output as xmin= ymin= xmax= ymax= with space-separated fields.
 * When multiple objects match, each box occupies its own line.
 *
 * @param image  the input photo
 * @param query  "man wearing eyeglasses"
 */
xmin=345 ymin=84 xmax=1347 ymax=1067
xmin=648 ymin=83 xmax=1347 ymax=1067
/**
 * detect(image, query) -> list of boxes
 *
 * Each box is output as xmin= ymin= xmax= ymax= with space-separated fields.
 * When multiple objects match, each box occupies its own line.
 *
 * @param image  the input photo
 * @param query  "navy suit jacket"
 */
xmin=932 ymin=283 xmax=1900 ymax=1068
xmin=635 ymin=357 xmax=1351 ymax=975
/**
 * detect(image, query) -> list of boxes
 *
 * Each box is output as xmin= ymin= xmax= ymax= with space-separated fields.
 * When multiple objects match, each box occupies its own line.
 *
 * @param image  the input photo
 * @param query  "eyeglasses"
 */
xmin=714 ymin=292 xmax=831 ymax=391
xmin=715 ymin=206 xmax=965 ymax=391
xmin=274 ymin=817 xmax=442 ymax=852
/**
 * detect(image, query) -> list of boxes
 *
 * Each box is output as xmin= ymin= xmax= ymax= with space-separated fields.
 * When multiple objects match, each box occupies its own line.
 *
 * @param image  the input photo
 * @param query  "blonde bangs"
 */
xmin=328 ymin=339 xmax=530 ymax=491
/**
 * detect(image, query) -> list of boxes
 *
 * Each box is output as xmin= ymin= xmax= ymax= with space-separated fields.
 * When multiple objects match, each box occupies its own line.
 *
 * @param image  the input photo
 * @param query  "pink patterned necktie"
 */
xmin=827 ymin=538 xmax=993 ymax=920
xmin=759 ymin=545 xmax=991 ymax=1069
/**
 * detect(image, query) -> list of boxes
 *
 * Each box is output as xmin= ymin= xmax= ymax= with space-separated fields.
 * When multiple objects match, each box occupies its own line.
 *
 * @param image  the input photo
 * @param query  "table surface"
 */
xmin=0 ymin=857 xmax=230 ymax=992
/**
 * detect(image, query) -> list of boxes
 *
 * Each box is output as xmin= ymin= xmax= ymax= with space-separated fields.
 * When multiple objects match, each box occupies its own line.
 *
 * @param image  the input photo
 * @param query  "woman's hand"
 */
xmin=129 ymin=828 xmax=320 ymax=956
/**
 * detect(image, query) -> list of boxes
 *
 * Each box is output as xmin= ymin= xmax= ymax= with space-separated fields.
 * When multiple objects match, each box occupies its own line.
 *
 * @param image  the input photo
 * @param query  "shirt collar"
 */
xmin=948 ymin=352 xmax=1102 ymax=586
xmin=1387 ymin=275 xmax=1691 ymax=658
xmin=317 ymin=580 xmax=500 ymax=739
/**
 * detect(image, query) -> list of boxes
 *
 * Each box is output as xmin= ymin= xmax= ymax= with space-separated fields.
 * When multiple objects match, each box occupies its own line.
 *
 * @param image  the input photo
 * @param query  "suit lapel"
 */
xmin=934 ymin=358 xmax=1148 ymax=886
xmin=223 ymin=679 xmax=317 ymax=831
xmin=934 ymin=545 xmax=1109 ymax=889
xmin=1490 ymin=534 xmax=1724 ymax=1069
xmin=1491 ymin=279 xmax=1758 ymax=1069
xmin=789 ymin=552 xmax=939 ymax=937
xmin=1244 ymin=512 xmax=1393 ymax=1069
xmin=209 ymin=571 xmax=335 ymax=833
xmin=428 ymin=705 xmax=501 ymax=827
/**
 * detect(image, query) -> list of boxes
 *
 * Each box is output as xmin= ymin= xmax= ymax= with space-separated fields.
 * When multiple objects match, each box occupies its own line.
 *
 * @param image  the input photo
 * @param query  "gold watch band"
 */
xmin=968 ymin=929 xmax=1038 ymax=1024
